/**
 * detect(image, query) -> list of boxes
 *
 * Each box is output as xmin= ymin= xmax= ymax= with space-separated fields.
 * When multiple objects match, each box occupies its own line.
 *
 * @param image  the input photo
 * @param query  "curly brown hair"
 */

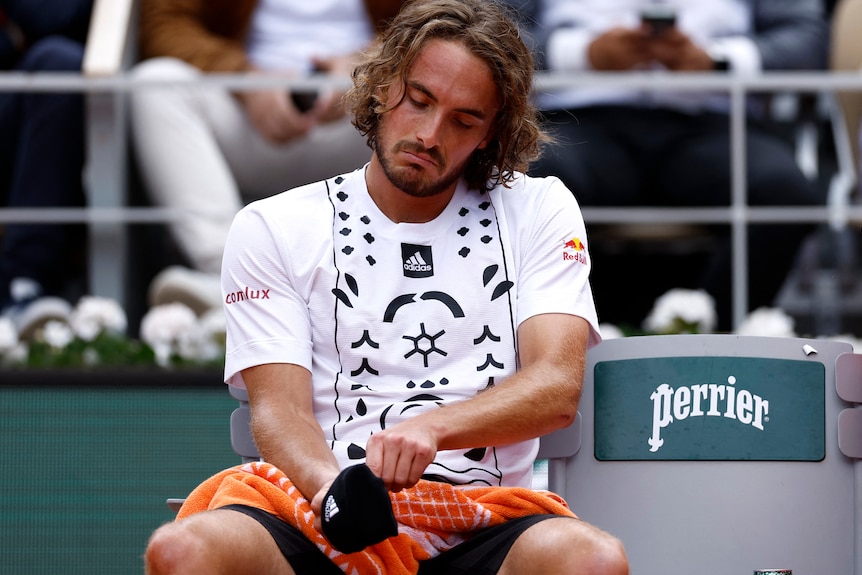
xmin=346 ymin=0 xmax=547 ymax=192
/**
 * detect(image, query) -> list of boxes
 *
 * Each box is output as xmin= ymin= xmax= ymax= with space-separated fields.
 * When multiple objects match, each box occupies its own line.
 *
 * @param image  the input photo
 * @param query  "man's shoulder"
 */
xmin=236 ymin=170 xmax=364 ymax=242
xmin=491 ymin=171 xmax=573 ymax=207
xmin=248 ymin=169 xmax=363 ymax=216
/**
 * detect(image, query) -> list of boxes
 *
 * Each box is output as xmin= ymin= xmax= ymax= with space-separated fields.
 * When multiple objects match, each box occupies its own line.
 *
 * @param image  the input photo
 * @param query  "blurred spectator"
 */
xmin=0 ymin=0 xmax=92 ymax=339
xmin=832 ymin=0 xmax=862 ymax=191
xmin=130 ymin=0 xmax=404 ymax=316
xmin=523 ymin=0 xmax=829 ymax=331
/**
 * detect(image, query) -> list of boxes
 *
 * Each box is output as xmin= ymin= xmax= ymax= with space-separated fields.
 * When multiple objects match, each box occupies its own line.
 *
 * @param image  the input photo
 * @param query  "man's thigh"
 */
xmin=217 ymin=508 xmax=569 ymax=575
xmin=654 ymin=121 xmax=815 ymax=207
xmin=497 ymin=515 xmax=625 ymax=575
xmin=418 ymin=514 xmax=563 ymax=575
xmin=148 ymin=507 xmax=299 ymax=575
xmin=218 ymin=505 xmax=344 ymax=575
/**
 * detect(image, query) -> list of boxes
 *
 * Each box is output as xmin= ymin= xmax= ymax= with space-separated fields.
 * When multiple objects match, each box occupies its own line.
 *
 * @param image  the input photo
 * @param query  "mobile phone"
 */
xmin=290 ymin=90 xmax=319 ymax=113
xmin=640 ymin=5 xmax=677 ymax=36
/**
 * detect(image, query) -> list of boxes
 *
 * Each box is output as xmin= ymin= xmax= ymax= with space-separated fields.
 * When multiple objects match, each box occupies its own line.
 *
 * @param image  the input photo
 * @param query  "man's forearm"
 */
xmin=250 ymin=401 xmax=342 ymax=500
xmin=415 ymin=359 xmax=580 ymax=452
xmin=420 ymin=314 xmax=588 ymax=452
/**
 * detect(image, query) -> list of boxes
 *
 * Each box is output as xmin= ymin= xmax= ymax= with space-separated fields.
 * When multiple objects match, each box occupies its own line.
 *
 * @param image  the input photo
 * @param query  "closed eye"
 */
xmin=408 ymin=95 xmax=429 ymax=109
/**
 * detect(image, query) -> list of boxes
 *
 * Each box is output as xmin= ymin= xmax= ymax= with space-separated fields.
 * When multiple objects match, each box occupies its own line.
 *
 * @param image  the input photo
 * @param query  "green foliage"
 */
xmin=16 ymin=333 xmax=224 ymax=370
xmin=25 ymin=333 xmax=157 ymax=368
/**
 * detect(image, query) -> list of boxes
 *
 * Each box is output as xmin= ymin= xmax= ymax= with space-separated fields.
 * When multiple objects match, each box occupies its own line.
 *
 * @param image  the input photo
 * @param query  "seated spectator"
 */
xmin=523 ymin=0 xmax=829 ymax=331
xmin=130 ymin=0 xmax=404 ymax=316
xmin=0 ymin=0 xmax=92 ymax=339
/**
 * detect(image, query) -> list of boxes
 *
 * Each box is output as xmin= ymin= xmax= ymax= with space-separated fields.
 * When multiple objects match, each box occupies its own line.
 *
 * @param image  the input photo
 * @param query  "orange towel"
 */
xmin=178 ymin=461 xmax=576 ymax=575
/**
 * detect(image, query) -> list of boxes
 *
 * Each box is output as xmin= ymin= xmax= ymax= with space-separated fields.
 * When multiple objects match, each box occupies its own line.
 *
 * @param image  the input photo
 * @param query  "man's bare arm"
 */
xmin=365 ymin=312 xmax=591 ymax=491
xmin=241 ymin=363 xmax=341 ymax=501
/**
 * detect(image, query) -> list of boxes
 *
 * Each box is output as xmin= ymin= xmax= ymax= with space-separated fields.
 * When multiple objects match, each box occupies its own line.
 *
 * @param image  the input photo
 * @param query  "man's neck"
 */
xmin=364 ymin=156 xmax=456 ymax=224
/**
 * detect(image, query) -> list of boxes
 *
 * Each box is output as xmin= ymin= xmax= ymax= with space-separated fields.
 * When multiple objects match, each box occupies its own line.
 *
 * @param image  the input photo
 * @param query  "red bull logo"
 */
xmin=564 ymin=238 xmax=584 ymax=251
xmin=563 ymin=237 xmax=587 ymax=264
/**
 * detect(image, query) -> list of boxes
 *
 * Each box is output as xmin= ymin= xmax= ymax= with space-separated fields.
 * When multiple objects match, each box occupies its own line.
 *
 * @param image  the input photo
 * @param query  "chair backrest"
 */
xmin=564 ymin=334 xmax=861 ymax=575
xmin=227 ymin=384 xmax=581 ymax=495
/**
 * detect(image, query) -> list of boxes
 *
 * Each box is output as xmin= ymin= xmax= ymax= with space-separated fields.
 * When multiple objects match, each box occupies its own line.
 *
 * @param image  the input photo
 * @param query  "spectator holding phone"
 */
xmin=130 ymin=0 xmax=404 ymax=315
xmin=0 ymin=0 xmax=92 ymax=338
xmin=523 ymin=0 xmax=829 ymax=331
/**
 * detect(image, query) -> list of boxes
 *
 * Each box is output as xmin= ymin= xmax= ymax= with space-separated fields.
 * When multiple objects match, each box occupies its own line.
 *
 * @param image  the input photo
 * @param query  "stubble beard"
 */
xmin=374 ymin=135 xmax=465 ymax=199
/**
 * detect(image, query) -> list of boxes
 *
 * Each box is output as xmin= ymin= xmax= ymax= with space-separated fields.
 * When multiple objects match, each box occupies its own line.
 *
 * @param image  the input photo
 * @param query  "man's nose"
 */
xmin=416 ymin=111 xmax=444 ymax=149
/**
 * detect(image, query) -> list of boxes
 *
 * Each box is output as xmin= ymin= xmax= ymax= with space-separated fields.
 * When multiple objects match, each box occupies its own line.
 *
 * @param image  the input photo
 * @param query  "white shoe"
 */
xmin=14 ymin=297 xmax=73 ymax=340
xmin=148 ymin=266 xmax=222 ymax=316
xmin=2 ymin=278 xmax=72 ymax=341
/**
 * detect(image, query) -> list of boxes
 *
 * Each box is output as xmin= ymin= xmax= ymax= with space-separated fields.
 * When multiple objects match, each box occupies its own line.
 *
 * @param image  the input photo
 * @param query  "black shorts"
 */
xmin=220 ymin=504 xmax=571 ymax=575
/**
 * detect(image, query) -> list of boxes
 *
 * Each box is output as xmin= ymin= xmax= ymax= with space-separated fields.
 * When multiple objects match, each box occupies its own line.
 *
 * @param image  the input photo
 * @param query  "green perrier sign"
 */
xmin=594 ymin=356 xmax=825 ymax=461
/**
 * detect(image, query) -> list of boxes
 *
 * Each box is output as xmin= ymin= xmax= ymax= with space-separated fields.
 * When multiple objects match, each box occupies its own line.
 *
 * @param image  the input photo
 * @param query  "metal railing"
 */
xmin=1 ymin=70 xmax=861 ymax=327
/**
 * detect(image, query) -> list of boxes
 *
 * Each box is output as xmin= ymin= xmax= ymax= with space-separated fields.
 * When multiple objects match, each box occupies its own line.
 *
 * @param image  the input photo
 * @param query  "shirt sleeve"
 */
xmin=535 ymin=0 xmax=595 ymax=71
xmin=221 ymin=202 xmax=314 ymax=387
xmin=515 ymin=176 xmax=602 ymax=348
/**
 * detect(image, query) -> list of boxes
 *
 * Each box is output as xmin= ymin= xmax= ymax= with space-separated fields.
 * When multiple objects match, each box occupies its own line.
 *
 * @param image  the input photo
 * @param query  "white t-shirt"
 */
xmin=538 ymin=0 xmax=760 ymax=113
xmin=222 ymin=167 xmax=601 ymax=488
xmin=245 ymin=0 xmax=374 ymax=73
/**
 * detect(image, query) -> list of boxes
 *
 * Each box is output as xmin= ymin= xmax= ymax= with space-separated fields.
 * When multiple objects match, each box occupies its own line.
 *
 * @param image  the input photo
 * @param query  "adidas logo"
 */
xmin=324 ymin=494 xmax=340 ymax=521
xmin=401 ymin=243 xmax=434 ymax=278
xmin=404 ymin=252 xmax=432 ymax=272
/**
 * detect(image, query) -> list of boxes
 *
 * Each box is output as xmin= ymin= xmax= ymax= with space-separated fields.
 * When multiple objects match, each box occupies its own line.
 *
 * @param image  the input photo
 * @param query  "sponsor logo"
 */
xmin=594 ymin=357 xmax=824 ymax=461
xmin=563 ymin=237 xmax=587 ymax=264
xmin=225 ymin=286 xmax=271 ymax=305
xmin=324 ymin=494 xmax=340 ymax=521
xmin=648 ymin=375 xmax=769 ymax=452
xmin=401 ymin=243 xmax=434 ymax=278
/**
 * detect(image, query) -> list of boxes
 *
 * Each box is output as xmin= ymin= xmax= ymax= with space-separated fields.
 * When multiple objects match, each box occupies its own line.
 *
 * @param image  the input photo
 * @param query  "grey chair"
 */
xmin=565 ymin=334 xmax=862 ymax=575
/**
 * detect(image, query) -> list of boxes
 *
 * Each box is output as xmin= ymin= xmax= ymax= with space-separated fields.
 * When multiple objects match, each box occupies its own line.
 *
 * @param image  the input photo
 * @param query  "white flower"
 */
xmin=599 ymin=322 xmax=624 ymax=340
xmin=735 ymin=307 xmax=796 ymax=337
xmin=140 ymin=303 xmax=198 ymax=345
xmin=0 ymin=317 xmax=18 ymax=353
xmin=177 ymin=325 xmax=217 ymax=363
xmin=41 ymin=320 xmax=75 ymax=349
xmin=643 ymin=288 xmax=717 ymax=334
xmin=0 ymin=318 xmax=25 ymax=366
xmin=70 ymin=296 xmax=128 ymax=341
xmin=179 ymin=308 xmax=227 ymax=363
xmin=4 ymin=342 xmax=28 ymax=364
xmin=140 ymin=303 xmax=198 ymax=366
xmin=199 ymin=308 xmax=226 ymax=340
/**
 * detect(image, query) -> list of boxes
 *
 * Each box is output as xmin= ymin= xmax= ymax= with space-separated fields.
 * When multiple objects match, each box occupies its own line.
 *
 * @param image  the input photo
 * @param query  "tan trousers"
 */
xmin=832 ymin=0 xmax=862 ymax=173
